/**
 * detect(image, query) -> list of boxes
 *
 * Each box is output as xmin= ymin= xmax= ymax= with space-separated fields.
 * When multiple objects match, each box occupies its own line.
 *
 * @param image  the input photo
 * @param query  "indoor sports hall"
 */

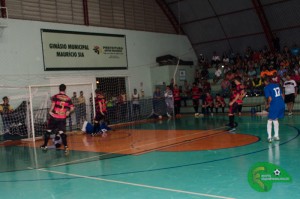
xmin=1 ymin=1 xmax=300 ymax=199
xmin=1 ymin=113 xmax=300 ymax=199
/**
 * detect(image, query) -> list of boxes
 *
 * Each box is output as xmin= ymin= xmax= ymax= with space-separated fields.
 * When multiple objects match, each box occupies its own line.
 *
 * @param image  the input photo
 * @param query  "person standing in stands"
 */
xmin=164 ymin=85 xmax=174 ymax=118
xmin=117 ymin=90 xmax=127 ymax=121
xmin=78 ymin=91 xmax=87 ymax=126
xmin=263 ymin=77 xmax=285 ymax=143
xmin=41 ymin=84 xmax=74 ymax=153
xmin=173 ymin=84 xmax=181 ymax=117
xmin=182 ymin=80 xmax=191 ymax=107
xmin=132 ymin=88 xmax=140 ymax=119
xmin=152 ymin=87 xmax=164 ymax=118
xmin=71 ymin=91 xmax=80 ymax=130
xmin=0 ymin=96 xmax=14 ymax=134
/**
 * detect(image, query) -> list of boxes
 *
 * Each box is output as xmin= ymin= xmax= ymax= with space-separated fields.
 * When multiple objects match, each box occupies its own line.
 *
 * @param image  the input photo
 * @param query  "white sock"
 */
xmin=273 ymin=120 xmax=279 ymax=138
xmin=81 ymin=121 xmax=88 ymax=132
xmin=267 ymin=120 xmax=272 ymax=139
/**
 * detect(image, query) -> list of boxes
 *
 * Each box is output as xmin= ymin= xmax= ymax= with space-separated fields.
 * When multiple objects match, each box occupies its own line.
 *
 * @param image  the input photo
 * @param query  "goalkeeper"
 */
xmin=40 ymin=84 xmax=74 ymax=153
xmin=81 ymin=120 xmax=111 ymax=135
xmin=47 ymin=134 xmax=62 ymax=149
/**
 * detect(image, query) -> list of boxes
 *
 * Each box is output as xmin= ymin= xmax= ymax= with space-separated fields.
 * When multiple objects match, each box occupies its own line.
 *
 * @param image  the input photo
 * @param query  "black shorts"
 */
xmin=95 ymin=113 xmax=106 ymax=123
xmin=47 ymin=116 xmax=66 ymax=132
xmin=237 ymin=104 xmax=243 ymax=112
xmin=284 ymin=93 xmax=295 ymax=103
xmin=229 ymin=102 xmax=238 ymax=114
xmin=192 ymin=99 xmax=199 ymax=106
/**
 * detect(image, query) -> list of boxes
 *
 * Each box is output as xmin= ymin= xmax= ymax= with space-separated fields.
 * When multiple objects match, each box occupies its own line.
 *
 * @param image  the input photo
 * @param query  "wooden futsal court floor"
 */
xmin=0 ymin=114 xmax=299 ymax=199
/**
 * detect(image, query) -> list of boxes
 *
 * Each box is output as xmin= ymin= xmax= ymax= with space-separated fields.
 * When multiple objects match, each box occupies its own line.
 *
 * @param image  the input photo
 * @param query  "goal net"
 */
xmin=29 ymin=83 xmax=94 ymax=141
xmin=0 ymin=86 xmax=30 ymax=142
xmin=0 ymin=80 xmax=169 ymax=142
xmin=96 ymin=77 xmax=157 ymax=126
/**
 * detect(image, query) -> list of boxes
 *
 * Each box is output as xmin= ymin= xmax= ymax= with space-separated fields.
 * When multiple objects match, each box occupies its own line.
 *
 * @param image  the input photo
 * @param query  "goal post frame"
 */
xmin=28 ymin=82 xmax=95 ymax=141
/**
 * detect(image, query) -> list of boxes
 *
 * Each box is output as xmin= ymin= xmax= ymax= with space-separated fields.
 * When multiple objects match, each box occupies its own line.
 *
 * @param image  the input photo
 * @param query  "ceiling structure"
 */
xmin=160 ymin=0 xmax=300 ymax=60
xmin=4 ymin=0 xmax=300 ymax=61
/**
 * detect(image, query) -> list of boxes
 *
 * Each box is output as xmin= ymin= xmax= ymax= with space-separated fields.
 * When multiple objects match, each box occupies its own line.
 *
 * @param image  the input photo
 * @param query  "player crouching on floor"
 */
xmin=81 ymin=120 xmax=111 ymax=136
xmin=47 ymin=134 xmax=62 ymax=149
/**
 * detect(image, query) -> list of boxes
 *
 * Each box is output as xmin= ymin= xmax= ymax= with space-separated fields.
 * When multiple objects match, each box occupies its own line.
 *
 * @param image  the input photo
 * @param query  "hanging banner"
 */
xmin=41 ymin=29 xmax=128 ymax=70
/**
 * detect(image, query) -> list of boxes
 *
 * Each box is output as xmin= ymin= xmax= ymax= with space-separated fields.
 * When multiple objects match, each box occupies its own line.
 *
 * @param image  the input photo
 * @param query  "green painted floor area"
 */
xmin=0 ymin=114 xmax=299 ymax=199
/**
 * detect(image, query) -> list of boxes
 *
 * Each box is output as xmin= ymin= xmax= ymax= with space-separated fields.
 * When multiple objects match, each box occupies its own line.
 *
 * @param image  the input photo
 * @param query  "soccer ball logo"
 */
xmin=274 ymin=169 xmax=281 ymax=176
xmin=93 ymin=45 xmax=103 ymax=54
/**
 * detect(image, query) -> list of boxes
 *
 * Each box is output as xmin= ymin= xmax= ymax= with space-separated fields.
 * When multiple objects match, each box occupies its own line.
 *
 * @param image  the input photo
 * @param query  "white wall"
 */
xmin=151 ymin=65 xmax=195 ymax=89
xmin=0 ymin=19 xmax=197 ymax=97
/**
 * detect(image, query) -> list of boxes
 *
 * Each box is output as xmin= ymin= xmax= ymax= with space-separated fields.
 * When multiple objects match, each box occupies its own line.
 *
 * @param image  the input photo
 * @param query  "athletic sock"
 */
xmin=273 ymin=120 xmax=279 ymax=138
xmin=229 ymin=115 xmax=234 ymax=128
xmin=267 ymin=120 xmax=272 ymax=139
xmin=43 ymin=130 xmax=51 ymax=146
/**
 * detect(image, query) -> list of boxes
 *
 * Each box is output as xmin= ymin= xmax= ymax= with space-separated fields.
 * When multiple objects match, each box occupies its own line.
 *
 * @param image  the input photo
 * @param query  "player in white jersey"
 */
xmin=283 ymin=74 xmax=297 ymax=116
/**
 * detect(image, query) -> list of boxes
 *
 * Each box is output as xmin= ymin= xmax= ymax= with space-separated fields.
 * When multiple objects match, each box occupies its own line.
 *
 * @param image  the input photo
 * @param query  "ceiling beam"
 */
xmin=156 ymin=0 xmax=184 ymax=34
xmin=252 ymin=0 xmax=274 ymax=51
xmin=180 ymin=0 xmax=290 ymax=26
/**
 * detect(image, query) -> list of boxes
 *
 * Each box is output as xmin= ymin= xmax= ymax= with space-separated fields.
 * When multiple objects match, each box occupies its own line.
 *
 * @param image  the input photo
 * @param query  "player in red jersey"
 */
xmin=227 ymin=77 xmax=242 ymax=131
xmin=41 ymin=84 xmax=74 ymax=153
xmin=214 ymin=93 xmax=226 ymax=113
xmin=93 ymin=89 xmax=108 ymax=137
xmin=235 ymin=80 xmax=246 ymax=116
xmin=202 ymin=92 xmax=214 ymax=116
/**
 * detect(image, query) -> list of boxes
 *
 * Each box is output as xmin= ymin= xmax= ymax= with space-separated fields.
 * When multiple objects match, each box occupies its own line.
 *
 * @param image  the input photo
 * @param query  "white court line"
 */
xmin=37 ymin=168 xmax=236 ymax=199
xmin=51 ymin=126 xmax=227 ymax=167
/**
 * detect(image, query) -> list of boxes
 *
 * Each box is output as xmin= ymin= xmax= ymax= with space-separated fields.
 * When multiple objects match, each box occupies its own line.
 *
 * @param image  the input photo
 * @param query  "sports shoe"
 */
xmin=288 ymin=112 xmax=293 ymax=116
xmin=64 ymin=146 xmax=69 ymax=153
xmin=100 ymin=129 xmax=108 ymax=137
xmin=273 ymin=137 xmax=280 ymax=141
xmin=268 ymin=138 xmax=272 ymax=143
xmin=167 ymin=113 xmax=172 ymax=118
xmin=40 ymin=145 xmax=48 ymax=151
xmin=229 ymin=128 xmax=236 ymax=132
